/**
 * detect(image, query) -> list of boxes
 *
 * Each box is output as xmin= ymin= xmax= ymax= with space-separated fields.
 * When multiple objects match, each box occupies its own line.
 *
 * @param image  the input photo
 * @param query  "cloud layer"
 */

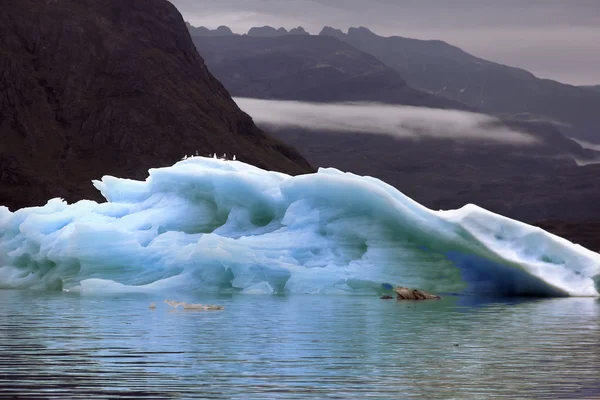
xmin=234 ymin=98 xmax=536 ymax=145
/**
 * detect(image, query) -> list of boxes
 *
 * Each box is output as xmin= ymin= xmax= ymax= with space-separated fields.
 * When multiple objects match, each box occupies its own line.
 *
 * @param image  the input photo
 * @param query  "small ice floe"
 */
xmin=183 ymin=303 xmax=224 ymax=311
xmin=164 ymin=299 xmax=186 ymax=308
xmin=164 ymin=299 xmax=224 ymax=311
xmin=182 ymin=303 xmax=205 ymax=310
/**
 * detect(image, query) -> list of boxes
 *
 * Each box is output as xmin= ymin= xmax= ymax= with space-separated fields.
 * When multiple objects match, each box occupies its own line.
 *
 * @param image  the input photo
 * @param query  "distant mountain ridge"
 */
xmin=191 ymin=33 xmax=595 ymax=159
xmin=248 ymin=26 xmax=309 ymax=37
xmin=186 ymin=23 xmax=309 ymax=37
xmin=186 ymin=22 xmax=234 ymax=36
xmin=193 ymin=35 xmax=468 ymax=109
xmin=186 ymin=23 xmax=600 ymax=142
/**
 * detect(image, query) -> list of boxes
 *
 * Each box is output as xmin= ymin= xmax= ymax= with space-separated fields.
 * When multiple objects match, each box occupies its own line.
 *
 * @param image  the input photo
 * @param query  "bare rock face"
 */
xmin=395 ymin=287 xmax=441 ymax=300
xmin=0 ymin=0 xmax=312 ymax=210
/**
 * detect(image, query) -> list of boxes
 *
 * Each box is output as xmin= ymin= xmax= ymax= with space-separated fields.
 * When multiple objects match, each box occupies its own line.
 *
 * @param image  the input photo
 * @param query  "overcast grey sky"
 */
xmin=171 ymin=0 xmax=600 ymax=85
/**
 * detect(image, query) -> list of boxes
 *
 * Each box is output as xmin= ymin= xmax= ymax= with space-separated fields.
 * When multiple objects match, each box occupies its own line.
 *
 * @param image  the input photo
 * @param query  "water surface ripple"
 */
xmin=0 ymin=291 xmax=598 ymax=399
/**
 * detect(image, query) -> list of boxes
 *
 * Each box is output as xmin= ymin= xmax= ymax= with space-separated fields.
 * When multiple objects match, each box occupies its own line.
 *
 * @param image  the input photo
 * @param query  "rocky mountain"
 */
xmin=247 ymin=26 xmax=310 ymax=37
xmin=0 ymin=0 xmax=312 ymax=211
xmin=192 ymin=35 xmax=469 ymax=109
xmin=248 ymin=26 xmax=288 ymax=37
xmin=186 ymin=23 xmax=311 ymax=38
xmin=186 ymin=23 xmax=234 ymax=37
xmin=288 ymin=27 xmax=310 ymax=36
xmin=319 ymin=27 xmax=600 ymax=142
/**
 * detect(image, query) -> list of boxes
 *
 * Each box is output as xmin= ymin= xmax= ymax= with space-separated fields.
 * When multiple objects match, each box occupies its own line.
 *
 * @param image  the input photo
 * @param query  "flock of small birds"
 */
xmin=181 ymin=152 xmax=236 ymax=161
xmin=148 ymin=300 xmax=224 ymax=311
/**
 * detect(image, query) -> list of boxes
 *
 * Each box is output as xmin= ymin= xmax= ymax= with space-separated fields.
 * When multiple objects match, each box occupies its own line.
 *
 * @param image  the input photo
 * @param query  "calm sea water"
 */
xmin=0 ymin=290 xmax=598 ymax=399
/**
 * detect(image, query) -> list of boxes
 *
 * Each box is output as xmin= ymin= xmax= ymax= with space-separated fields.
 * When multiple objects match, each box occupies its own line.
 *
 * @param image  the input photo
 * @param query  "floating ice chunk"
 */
xmin=164 ymin=300 xmax=186 ymax=308
xmin=182 ymin=303 xmax=223 ymax=310
xmin=163 ymin=300 xmax=224 ymax=310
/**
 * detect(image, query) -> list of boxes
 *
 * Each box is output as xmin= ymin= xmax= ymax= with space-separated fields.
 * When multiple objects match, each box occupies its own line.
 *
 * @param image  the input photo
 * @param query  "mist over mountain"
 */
xmin=318 ymin=26 xmax=600 ymax=142
xmin=191 ymin=32 xmax=598 ymax=163
xmin=0 ymin=0 xmax=312 ymax=211
xmin=187 ymin=22 xmax=600 ymax=142
xmin=235 ymin=98 xmax=600 ymax=224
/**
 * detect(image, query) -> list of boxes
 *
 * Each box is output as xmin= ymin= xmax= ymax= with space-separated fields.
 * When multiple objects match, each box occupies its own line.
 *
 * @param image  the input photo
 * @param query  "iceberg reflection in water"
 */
xmin=0 ymin=156 xmax=598 ymax=296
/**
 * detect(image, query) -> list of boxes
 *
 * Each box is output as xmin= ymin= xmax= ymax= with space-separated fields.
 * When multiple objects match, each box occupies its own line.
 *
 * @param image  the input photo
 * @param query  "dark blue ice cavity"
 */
xmin=445 ymin=251 xmax=567 ymax=297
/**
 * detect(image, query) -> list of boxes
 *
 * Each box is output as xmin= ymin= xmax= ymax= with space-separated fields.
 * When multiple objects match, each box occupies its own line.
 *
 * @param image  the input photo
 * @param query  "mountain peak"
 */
xmin=186 ymin=22 xmax=234 ymax=36
xmin=347 ymin=26 xmax=379 ymax=38
xmin=247 ymin=26 xmax=310 ymax=37
xmin=319 ymin=26 xmax=346 ymax=40
xmin=319 ymin=26 xmax=380 ymax=40
xmin=215 ymin=25 xmax=234 ymax=35
xmin=288 ymin=27 xmax=309 ymax=35
xmin=248 ymin=26 xmax=285 ymax=37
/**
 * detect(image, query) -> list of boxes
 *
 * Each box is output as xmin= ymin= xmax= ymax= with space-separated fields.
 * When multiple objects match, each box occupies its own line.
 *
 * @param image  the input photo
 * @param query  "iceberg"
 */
xmin=0 ymin=157 xmax=598 ymax=296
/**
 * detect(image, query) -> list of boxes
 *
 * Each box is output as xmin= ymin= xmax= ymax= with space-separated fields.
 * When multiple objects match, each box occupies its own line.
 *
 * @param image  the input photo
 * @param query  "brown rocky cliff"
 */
xmin=0 ymin=0 xmax=313 ymax=210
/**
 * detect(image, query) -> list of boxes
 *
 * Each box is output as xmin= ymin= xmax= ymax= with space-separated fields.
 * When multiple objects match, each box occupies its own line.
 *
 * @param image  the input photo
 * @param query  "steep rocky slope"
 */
xmin=0 ymin=0 xmax=312 ymax=211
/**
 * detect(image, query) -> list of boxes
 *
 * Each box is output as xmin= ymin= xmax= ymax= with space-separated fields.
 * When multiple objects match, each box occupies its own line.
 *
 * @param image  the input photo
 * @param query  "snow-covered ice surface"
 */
xmin=1 ymin=157 xmax=598 ymax=296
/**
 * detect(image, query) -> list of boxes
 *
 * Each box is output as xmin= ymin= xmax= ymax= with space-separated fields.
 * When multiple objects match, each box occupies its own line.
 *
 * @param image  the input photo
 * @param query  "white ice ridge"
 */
xmin=0 ymin=156 xmax=598 ymax=296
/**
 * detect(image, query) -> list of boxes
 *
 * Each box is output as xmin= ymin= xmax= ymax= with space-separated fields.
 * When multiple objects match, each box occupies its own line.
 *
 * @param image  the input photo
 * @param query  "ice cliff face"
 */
xmin=0 ymin=157 xmax=598 ymax=296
